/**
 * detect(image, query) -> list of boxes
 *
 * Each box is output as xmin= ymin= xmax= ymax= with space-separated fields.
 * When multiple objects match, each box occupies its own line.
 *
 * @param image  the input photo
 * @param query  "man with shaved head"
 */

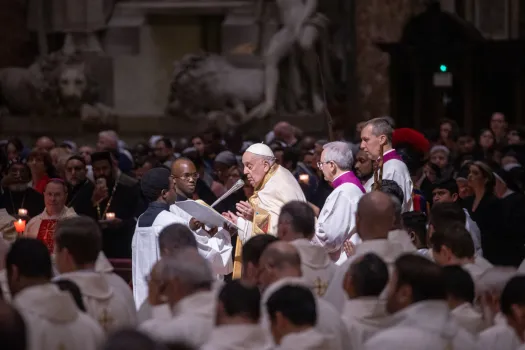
xmin=324 ymin=192 xmax=409 ymax=311
xmin=169 ymin=159 xmax=234 ymax=280
xmin=222 ymin=143 xmax=306 ymax=278
xmin=258 ymin=241 xmax=350 ymax=350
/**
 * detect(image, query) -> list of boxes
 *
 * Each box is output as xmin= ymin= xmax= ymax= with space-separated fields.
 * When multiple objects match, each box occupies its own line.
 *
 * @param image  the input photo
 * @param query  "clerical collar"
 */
xmin=149 ymin=201 xmax=170 ymax=210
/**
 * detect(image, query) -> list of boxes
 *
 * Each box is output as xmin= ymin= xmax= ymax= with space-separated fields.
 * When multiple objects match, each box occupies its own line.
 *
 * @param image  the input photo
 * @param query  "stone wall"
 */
xmin=0 ymin=0 xmax=36 ymax=68
xmin=355 ymin=0 xmax=425 ymax=121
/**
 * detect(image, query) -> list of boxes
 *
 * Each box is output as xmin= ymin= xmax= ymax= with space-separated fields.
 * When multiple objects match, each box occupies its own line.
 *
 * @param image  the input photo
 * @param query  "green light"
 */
xmin=439 ymin=64 xmax=448 ymax=72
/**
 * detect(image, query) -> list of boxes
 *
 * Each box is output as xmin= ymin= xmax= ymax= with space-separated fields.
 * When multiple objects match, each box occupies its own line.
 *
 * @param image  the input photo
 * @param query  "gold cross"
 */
xmin=98 ymin=309 xmax=114 ymax=331
xmin=313 ymin=277 xmax=328 ymax=297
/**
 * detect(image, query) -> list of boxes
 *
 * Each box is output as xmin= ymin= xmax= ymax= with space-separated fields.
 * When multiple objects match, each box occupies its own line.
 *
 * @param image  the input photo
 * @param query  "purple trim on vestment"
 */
xmin=382 ymin=149 xmax=403 ymax=163
xmin=331 ymin=171 xmax=366 ymax=193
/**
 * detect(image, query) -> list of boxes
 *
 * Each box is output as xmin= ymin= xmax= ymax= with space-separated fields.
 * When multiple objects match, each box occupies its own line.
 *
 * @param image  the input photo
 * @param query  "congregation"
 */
xmin=1 ymin=114 xmax=525 ymax=350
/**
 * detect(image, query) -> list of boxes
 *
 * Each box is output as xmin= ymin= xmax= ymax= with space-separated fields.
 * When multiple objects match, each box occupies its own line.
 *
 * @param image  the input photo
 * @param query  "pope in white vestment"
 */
xmin=224 ymin=144 xmax=306 ymax=278
xmin=14 ymin=283 xmax=105 ymax=350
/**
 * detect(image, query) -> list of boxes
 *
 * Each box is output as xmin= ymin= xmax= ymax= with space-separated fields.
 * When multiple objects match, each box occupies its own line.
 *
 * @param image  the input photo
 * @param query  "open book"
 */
xmin=174 ymin=200 xmax=239 ymax=230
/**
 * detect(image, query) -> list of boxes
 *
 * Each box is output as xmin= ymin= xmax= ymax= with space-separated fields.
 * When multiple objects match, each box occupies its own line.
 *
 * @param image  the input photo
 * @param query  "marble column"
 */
xmin=354 ymin=0 xmax=425 ymax=121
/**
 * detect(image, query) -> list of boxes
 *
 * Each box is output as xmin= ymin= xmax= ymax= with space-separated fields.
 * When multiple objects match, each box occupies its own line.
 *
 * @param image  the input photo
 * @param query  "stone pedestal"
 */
xmin=355 ymin=0 xmax=425 ymax=120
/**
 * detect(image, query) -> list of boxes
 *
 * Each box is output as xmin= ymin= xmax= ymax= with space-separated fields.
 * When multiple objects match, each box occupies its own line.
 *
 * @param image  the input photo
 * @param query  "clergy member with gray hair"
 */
xmin=314 ymin=141 xmax=365 ymax=265
xmin=222 ymin=143 xmax=306 ymax=278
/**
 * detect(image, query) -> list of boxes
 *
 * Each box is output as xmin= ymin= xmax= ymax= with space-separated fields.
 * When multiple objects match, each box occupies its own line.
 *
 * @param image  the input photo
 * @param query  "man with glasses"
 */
xmin=169 ymin=158 xmax=234 ymax=280
xmin=313 ymin=141 xmax=365 ymax=265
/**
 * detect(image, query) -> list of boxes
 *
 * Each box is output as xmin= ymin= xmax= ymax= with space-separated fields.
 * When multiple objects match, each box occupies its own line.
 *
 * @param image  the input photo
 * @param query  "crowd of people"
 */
xmin=1 ymin=114 xmax=525 ymax=350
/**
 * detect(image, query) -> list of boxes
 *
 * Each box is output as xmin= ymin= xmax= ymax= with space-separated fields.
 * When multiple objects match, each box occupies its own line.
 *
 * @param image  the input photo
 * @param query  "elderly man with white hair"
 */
xmin=223 ymin=143 xmax=306 ymax=278
xmin=313 ymin=141 xmax=365 ymax=265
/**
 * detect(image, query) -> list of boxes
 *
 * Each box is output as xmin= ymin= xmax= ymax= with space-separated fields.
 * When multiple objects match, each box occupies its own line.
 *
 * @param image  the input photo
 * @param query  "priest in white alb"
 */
xmin=53 ymin=216 xmax=137 ymax=333
xmin=23 ymin=179 xmax=77 ymax=253
xmin=313 ymin=141 xmax=365 ymax=265
xmin=361 ymin=118 xmax=413 ymax=211
xmin=222 ymin=143 xmax=306 ymax=278
xmin=8 ymin=238 xmax=104 ymax=350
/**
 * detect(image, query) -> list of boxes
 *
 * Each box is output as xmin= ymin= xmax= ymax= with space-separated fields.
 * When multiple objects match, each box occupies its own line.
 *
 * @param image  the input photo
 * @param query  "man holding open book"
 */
xmin=222 ymin=143 xmax=307 ymax=278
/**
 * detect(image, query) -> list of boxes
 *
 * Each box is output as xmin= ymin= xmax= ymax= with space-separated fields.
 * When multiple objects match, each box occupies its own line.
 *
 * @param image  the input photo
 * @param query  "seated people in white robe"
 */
xmin=201 ymin=280 xmax=267 ymax=350
xmin=278 ymin=201 xmax=336 ymax=298
xmin=132 ymin=167 xmax=185 ymax=309
xmin=265 ymin=283 xmax=330 ymax=350
xmin=7 ymin=239 xmax=104 ymax=350
xmin=478 ymin=275 xmax=525 ymax=350
xmin=401 ymin=211 xmax=430 ymax=256
xmin=239 ymin=234 xmax=279 ymax=288
xmin=442 ymin=266 xmax=484 ymax=335
xmin=360 ymin=118 xmax=413 ymax=211
xmin=222 ymin=143 xmax=306 ymax=278
xmin=24 ymin=179 xmax=77 ymax=253
xmin=364 ymin=254 xmax=476 ymax=350
xmin=430 ymin=220 xmax=489 ymax=281
xmin=432 ymin=179 xmax=483 ymax=256
xmin=324 ymin=192 xmax=409 ymax=311
xmin=342 ymin=253 xmax=391 ymax=350
xmin=313 ymin=141 xmax=365 ymax=264
xmin=53 ymin=216 xmax=137 ymax=332
xmin=169 ymin=158 xmax=234 ymax=278
xmin=140 ymin=248 xmax=215 ymax=348
xmin=258 ymin=243 xmax=351 ymax=350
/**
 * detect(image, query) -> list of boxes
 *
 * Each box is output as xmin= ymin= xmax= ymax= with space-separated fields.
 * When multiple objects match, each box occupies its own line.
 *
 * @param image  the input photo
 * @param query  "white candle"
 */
xmin=299 ymin=174 xmax=309 ymax=184
xmin=18 ymin=208 xmax=28 ymax=217
xmin=105 ymin=212 xmax=115 ymax=221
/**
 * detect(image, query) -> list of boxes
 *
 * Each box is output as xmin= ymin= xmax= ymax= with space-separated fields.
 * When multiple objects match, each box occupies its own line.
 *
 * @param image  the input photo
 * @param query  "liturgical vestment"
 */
xmin=14 ymin=283 xmax=105 ymax=350
xmin=364 ymin=149 xmax=413 ymax=212
xmin=313 ymin=171 xmax=364 ymax=265
xmin=201 ymin=324 xmax=268 ymax=350
xmin=54 ymin=270 xmax=137 ymax=333
xmin=234 ymin=164 xmax=306 ymax=278
xmin=363 ymin=301 xmax=476 ymax=350
xmin=24 ymin=206 xmax=77 ymax=252
xmin=274 ymin=328 xmax=331 ymax=350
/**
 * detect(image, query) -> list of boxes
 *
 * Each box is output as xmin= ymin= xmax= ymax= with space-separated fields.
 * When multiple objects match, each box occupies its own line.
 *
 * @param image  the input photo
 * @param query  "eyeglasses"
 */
xmin=317 ymin=161 xmax=331 ymax=169
xmin=170 ymin=173 xmax=200 ymax=181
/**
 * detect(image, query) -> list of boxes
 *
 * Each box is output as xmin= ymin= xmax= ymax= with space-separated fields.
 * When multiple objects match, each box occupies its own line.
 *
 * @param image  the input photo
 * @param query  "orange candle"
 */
xmin=14 ymin=219 xmax=26 ymax=233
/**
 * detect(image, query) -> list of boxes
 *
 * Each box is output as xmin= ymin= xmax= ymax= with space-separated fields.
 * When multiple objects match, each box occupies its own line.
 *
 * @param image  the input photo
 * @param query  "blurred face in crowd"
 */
xmin=273 ymin=150 xmax=284 ymax=166
xmin=44 ymin=182 xmax=67 ymax=214
xmin=456 ymin=178 xmax=473 ymax=199
xmin=490 ymin=113 xmax=506 ymax=135
xmin=507 ymin=130 xmax=523 ymax=145
xmin=423 ymin=163 xmax=437 ymax=183
xmin=192 ymin=137 xmax=205 ymax=156
xmin=303 ymin=153 xmax=314 ymax=169
xmin=79 ymin=146 xmax=93 ymax=164
xmin=7 ymin=163 xmax=30 ymax=190
xmin=468 ymin=164 xmax=487 ymax=190
xmin=96 ymin=134 xmax=117 ymax=152
xmin=501 ymin=155 xmax=519 ymax=167
xmin=92 ymin=159 xmax=113 ymax=184
xmin=457 ymin=135 xmax=475 ymax=154
xmin=226 ymin=166 xmax=242 ymax=190
xmin=28 ymin=154 xmax=46 ymax=177
xmin=361 ymin=124 xmax=385 ymax=159
xmin=6 ymin=142 xmax=20 ymax=161
xmin=154 ymin=140 xmax=172 ymax=162
xmin=386 ymin=269 xmax=410 ymax=314
xmin=65 ymin=158 xmax=87 ymax=186
xmin=430 ymin=150 xmax=448 ymax=169
xmin=171 ymin=160 xmax=198 ymax=197
xmin=439 ymin=122 xmax=452 ymax=141
xmin=35 ymin=137 xmax=55 ymax=153
xmin=432 ymin=188 xmax=457 ymax=204
xmin=479 ymin=130 xmax=494 ymax=150
xmin=242 ymin=152 xmax=271 ymax=187
xmin=354 ymin=150 xmax=373 ymax=180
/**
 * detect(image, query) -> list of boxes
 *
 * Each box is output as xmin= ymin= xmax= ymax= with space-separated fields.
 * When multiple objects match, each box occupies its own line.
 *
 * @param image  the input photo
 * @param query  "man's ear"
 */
xmin=408 ymin=230 xmax=417 ymax=244
xmin=452 ymin=193 xmax=459 ymax=202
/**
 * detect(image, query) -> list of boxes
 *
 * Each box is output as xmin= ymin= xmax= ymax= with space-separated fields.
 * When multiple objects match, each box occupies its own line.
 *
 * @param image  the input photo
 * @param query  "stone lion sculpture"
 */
xmin=166 ymin=53 xmax=265 ymax=127
xmin=0 ymin=51 xmax=113 ymax=122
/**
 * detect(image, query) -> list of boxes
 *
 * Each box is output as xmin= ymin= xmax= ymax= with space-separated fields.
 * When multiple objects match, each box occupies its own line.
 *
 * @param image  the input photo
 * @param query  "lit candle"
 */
xmin=18 ymin=208 xmax=28 ymax=217
xmin=299 ymin=174 xmax=309 ymax=184
xmin=105 ymin=212 xmax=115 ymax=221
xmin=14 ymin=219 xmax=26 ymax=233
